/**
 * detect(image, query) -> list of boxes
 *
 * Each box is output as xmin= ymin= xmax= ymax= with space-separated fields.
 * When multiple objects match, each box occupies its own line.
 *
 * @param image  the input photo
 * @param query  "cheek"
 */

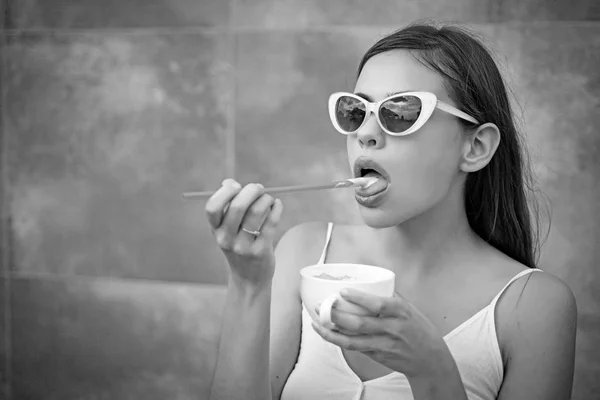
xmin=388 ymin=137 xmax=461 ymax=206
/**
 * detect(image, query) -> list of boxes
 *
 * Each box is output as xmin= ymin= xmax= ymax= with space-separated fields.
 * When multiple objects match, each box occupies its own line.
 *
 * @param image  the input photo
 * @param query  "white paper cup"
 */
xmin=300 ymin=263 xmax=395 ymax=330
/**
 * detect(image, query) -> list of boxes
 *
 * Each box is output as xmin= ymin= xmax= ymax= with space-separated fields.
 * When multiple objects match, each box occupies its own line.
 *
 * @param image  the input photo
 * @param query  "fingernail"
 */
xmin=256 ymin=183 xmax=264 ymax=190
xmin=222 ymin=179 xmax=241 ymax=189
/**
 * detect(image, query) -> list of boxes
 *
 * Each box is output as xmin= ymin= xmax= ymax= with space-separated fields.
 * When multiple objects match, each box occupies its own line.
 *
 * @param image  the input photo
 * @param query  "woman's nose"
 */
xmin=356 ymin=112 xmax=385 ymax=149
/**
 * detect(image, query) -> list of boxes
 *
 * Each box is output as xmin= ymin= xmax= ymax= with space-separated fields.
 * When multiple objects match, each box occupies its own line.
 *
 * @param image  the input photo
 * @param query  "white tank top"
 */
xmin=281 ymin=222 xmax=542 ymax=400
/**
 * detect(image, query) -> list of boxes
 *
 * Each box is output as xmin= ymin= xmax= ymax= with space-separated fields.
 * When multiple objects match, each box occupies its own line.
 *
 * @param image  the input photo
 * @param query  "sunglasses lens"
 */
xmin=379 ymin=95 xmax=422 ymax=134
xmin=334 ymin=96 xmax=366 ymax=133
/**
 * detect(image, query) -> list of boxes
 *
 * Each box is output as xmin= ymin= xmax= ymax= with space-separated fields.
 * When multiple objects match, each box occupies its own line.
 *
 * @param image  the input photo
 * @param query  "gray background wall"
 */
xmin=0 ymin=0 xmax=599 ymax=399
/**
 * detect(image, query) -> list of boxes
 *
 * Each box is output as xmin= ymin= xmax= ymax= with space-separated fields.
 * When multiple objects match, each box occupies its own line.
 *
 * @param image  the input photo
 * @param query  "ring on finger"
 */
xmin=241 ymin=227 xmax=261 ymax=237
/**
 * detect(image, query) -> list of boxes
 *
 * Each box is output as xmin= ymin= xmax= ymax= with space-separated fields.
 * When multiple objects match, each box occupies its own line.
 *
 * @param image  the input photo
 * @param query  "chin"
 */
xmin=356 ymin=198 xmax=427 ymax=229
xmin=356 ymin=206 xmax=403 ymax=229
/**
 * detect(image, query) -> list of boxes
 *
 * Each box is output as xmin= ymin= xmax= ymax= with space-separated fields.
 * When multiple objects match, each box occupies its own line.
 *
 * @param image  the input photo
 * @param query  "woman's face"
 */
xmin=347 ymin=50 xmax=467 ymax=228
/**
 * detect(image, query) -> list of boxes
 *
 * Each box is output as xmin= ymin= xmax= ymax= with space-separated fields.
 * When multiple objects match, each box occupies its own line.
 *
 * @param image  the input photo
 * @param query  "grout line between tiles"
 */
xmin=228 ymin=27 xmax=237 ymax=179
xmin=4 ymin=270 xmax=227 ymax=289
xmin=1 ymin=20 xmax=598 ymax=37
xmin=227 ymin=0 xmax=236 ymax=180
xmin=227 ymin=0 xmax=235 ymax=31
xmin=2 ymin=279 xmax=9 ymax=400
xmin=1 ymin=23 xmax=13 ymax=400
xmin=1 ymin=0 xmax=6 ymax=31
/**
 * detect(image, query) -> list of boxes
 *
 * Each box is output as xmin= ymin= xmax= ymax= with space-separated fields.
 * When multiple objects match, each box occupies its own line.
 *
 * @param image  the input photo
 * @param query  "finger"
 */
xmin=315 ymin=305 xmax=373 ymax=336
xmin=205 ymin=182 xmax=243 ymax=229
xmin=220 ymin=179 xmax=242 ymax=215
xmin=329 ymin=308 xmax=385 ymax=335
xmin=237 ymin=194 xmax=276 ymax=244
xmin=339 ymin=288 xmax=402 ymax=318
xmin=256 ymin=198 xmax=283 ymax=240
xmin=220 ymin=183 xmax=265 ymax=238
xmin=311 ymin=321 xmax=378 ymax=352
xmin=221 ymin=179 xmax=241 ymax=188
xmin=248 ymin=198 xmax=284 ymax=254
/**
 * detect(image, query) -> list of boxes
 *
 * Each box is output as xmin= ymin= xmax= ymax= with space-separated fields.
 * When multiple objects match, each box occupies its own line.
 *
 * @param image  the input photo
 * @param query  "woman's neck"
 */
xmin=369 ymin=194 xmax=484 ymax=279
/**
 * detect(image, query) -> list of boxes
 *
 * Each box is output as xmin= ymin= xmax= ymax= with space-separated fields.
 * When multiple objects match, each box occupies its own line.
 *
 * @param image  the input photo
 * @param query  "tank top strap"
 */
xmin=316 ymin=222 xmax=334 ymax=265
xmin=489 ymin=268 xmax=543 ymax=309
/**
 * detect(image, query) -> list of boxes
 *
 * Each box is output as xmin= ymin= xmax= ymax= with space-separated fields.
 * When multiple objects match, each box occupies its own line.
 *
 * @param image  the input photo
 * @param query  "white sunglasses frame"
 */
xmin=328 ymin=91 xmax=480 ymax=136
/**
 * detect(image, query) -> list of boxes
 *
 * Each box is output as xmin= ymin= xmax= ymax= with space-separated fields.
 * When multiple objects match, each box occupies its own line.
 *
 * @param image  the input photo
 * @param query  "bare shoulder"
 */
xmin=314 ymin=223 xmax=372 ymax=262
xmin=275 ymin=221 xmax=330 ymax=263
xmin=517 ymin=270 xmax=577 ymax=329
xmin=495 ymin=268 xmax=578 ymax=399
xmin=276 ymin=221 xmax=330 ymax=248
xmin=272 ymin=221 xmax=331 ymax=288
xmin=496 ymin=264 xmax=578 ymax=359
xmin=503 ymin=269 xmax=577 ymax=330
xmin=523 ymin=270 xmax=577 ymax=306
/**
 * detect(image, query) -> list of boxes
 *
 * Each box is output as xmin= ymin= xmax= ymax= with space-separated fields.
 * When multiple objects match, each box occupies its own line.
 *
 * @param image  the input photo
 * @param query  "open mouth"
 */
xmin=353 ymin=157 xmax=390 ymax=197
xmin=359 ymin=168 xmax=383 ymax=178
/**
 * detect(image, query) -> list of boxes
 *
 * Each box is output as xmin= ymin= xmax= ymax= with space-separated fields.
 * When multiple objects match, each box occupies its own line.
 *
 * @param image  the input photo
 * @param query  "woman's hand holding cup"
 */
xmin=317 ymin=294 xmax=377 ymax=335
xmin=205 ymin=179 xmax=284 ymax=290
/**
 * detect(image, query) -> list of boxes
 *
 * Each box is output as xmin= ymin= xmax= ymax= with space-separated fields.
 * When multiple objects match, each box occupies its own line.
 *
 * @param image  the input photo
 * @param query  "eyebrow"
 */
xmin=354 ymin=91 xmax=416 ymax=101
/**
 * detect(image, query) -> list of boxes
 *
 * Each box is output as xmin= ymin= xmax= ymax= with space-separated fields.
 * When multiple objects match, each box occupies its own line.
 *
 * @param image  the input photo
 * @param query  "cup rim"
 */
xmin=300 ymin=263 xmax=395 ymax=283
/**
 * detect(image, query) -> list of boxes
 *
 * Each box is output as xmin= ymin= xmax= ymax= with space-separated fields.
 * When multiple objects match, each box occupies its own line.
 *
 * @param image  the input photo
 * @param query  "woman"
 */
xmin=206 ymin=22 xmax=577 ymax=400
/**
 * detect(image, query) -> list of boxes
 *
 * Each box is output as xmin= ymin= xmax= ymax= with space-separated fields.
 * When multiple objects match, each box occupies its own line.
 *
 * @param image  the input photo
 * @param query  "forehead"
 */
xmin=354 ymin=50 xmax=448 ymax=101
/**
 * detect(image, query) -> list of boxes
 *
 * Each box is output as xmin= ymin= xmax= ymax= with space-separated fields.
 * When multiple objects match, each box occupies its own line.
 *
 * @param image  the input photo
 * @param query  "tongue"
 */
xmin=358 ymin=172 xmax=388 ymax=196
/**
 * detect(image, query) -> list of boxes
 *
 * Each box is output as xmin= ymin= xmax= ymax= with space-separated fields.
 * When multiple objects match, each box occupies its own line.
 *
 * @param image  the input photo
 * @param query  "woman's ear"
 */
xmin=459 ymin=123 xmax=501 ymax=173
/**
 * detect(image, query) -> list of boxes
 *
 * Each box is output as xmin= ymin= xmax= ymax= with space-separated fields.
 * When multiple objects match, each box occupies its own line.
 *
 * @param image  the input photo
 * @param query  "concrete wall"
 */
xmin=1 ymin=0 xmax=598 ymax=399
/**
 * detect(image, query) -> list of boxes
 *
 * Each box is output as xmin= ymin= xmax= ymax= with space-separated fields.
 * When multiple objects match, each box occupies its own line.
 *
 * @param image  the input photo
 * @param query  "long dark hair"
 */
xmin=357 ymin=22 xmax=546 ymax=269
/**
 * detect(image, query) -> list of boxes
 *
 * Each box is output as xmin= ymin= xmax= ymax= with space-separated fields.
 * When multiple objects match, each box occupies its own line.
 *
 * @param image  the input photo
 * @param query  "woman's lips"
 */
xmin=353 ymin=156 xmax=391 ymax=183
xmin=355 ymin=183 xmax=389 ymax=208
xmin=352 ymin=157 xmax=391 ymax=207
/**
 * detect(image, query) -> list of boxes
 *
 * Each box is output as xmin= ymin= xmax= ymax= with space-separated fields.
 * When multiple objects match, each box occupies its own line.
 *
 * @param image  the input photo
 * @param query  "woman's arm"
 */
xmin=497 ymin=271 xmax=578 ymax=400
xmin=210 ymin=223 xmax=321 ymax=400
xmin=210 ymin=277 xmax=273 ymax=400
xmin=270 ymin=222 xmax=326 ymax=399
